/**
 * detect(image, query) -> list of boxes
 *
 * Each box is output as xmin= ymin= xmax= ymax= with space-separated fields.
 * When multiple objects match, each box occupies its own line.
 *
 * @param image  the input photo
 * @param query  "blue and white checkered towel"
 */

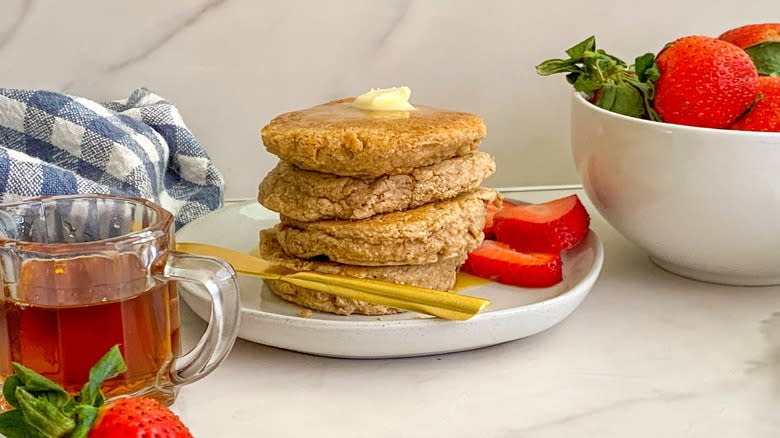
xmin=0 ymin=87 xmax=224 ymax=229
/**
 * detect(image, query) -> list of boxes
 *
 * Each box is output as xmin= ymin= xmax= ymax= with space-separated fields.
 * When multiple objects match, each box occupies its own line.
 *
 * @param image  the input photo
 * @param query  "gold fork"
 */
xmin=176 ymin=242 xmax=490 ymax=321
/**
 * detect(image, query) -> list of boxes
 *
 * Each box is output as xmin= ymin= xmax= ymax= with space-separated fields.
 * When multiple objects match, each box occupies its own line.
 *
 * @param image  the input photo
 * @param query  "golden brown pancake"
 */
xmin=275 ymin=188 xmax=498 ymax=266
xmin=260 ymin=228 xmax=466 ymax=315
xmin=261 ymin=98 xmax=486 ymax=177
xmin=264 ymin=281 xmax=400 ymax=316
xmin=258 ymin=151 xmax=495 ymax=222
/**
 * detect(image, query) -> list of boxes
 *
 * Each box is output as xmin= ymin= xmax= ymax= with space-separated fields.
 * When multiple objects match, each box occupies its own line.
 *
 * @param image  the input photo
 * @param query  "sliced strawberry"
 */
xmin=483 ymin=199 xmax=516 ymax=239
xmin=493 ymin=195 xmax=590 ymax=253
xmin=462 ymin=240 xmax=562 ymax=288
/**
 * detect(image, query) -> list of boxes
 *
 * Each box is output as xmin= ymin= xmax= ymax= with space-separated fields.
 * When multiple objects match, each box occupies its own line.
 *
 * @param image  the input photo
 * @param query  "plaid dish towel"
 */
xmin=0 ymin=87 xmax=224 ymax=229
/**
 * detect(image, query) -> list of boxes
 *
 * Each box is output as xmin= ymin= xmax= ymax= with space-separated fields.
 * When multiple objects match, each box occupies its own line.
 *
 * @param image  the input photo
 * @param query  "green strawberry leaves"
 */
xmin=628 ymin=53 xmax=661 ymax=121
xmin=0 ymin=345 xmax=127 ymax=438
xmin=77 ymin=346 xmax=127 ymax=407
xmin=0 ymin=410 xmax=47 ymax=438
xmin=634 ymin=53 xmax=660 ymax=82
xmin=745 ymin=42 xmax=780 ymax=77
xmin=536 ymin=36 xmax=662 ymax=121
xmin=566 ymin=35 xmax=596 ymax=59
xmin=3 ymin=365 xmax=68 ymax=409
xmin=15 ymin=388 xmax=75 ymax=437
xmin=70 ymin=406 xmax=99 ymax=438
xmin=594 ymin=84 xmax=645 ymax=117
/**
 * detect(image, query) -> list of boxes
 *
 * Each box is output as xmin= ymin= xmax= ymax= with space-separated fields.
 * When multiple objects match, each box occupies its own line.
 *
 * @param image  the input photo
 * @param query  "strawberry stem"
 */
xmin=77 ymin=346 xmax=127 ymax=407
xmin=3 ymin=363 xmax=70 ymax=410
xmin=70 ymin=406 xmax=98 ymax=438
xmin=537 ymin=36 xmax=662 ymax=121
xmin=15 ymin=388 xmax=75 ymax=437
xmin=0 ymin=345 xmax=127 ymax=438
xmin=0 ymin=410 xmax=47 ymax=438
xmin=744 ymin=41 xmax=780 ymax=77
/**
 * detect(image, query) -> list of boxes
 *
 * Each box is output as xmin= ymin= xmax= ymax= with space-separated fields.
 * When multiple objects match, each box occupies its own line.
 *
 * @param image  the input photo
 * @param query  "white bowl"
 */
xmin=570 ymin=92 xmax=780 ymax=286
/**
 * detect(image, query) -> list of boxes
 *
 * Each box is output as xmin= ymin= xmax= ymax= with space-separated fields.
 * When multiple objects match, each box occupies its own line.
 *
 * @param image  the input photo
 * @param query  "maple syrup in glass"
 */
xmin=0 ymin=194 xmax=240 ymax=412
xmin=0 ymin=255 xmax=181 ymax=408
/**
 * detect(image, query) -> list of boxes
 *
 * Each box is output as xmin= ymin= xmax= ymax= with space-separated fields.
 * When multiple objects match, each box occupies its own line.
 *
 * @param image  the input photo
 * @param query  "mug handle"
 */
xmin=156 ymin=251 xmax=240 ymax=385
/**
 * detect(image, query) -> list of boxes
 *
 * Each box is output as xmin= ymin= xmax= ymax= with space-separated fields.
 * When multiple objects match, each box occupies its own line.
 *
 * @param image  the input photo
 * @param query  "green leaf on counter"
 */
xmin=3 ymin=375 xmax=21 ymax=408
xmin=0 ymin=345 xmax=128 ymax=438
xmin=0 ymin=410 xmax=47 ymax=438
xmin=5 ymin=364 xmax=70 ymax=411
xmin=10 ymin=364 xmax=67 ymax=396
xmin=70 ymin=405 xmax=99 ymax=438
xmin=16 ymin=388 xmax=75 ymax=437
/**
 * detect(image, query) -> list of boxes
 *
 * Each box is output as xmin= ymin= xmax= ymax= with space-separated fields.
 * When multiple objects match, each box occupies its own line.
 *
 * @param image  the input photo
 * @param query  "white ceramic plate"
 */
xmin=176 ymin=201 xmax=604 ymax=358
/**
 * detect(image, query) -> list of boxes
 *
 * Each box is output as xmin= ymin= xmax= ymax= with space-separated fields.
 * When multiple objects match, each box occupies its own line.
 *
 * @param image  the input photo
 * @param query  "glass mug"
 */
xmin=0 ymin=194 xmax=240 ymax=410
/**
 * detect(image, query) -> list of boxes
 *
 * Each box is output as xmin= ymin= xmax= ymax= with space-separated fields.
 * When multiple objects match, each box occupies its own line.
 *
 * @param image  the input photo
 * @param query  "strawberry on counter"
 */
xmin=0 ymin=346 xmax=193 ymax=438
xmin=89 ymin=397 xmax=192 ymax=438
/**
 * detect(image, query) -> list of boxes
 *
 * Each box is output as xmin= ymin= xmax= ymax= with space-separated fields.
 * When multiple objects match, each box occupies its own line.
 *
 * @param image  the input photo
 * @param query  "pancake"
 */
xmin=258 ymin=151 xmax=496 ymax=222
xmin=261 ymin=98 xmax=486 ymax=177
xmin=264 ymin=281 xmax=399 ymax=316
xmin=275 ymin=188 xmax=498 ymax=266
xmin=260 ymin=228 xmax=466 ymax=315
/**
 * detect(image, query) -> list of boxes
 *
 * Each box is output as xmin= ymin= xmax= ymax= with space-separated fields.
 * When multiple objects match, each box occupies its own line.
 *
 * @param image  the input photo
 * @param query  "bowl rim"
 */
xmin=572 ymin=91 xmax=780 ymax=139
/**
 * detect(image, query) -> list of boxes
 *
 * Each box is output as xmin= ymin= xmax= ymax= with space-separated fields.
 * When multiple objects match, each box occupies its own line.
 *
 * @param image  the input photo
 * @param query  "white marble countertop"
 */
xmin=173 ymin=188 xmax=779 ymax=437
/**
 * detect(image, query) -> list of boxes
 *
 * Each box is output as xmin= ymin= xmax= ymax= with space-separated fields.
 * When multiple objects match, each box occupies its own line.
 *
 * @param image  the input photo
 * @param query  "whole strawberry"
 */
xmin=654 ymin=35 xmax=759 ymax=128
xmin=731 ymin=76 xmax=780 ymax=132
xmin=0 ymin=346 xmax=193 ymax=438
xmin=719 ymin=23 xmax=780 ymax=77
xmin=90 ymin=397 xmax=192 ymax=438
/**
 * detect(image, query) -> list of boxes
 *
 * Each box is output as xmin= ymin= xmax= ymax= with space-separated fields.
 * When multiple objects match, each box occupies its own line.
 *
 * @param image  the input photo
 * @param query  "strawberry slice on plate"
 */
xmin=462 ymin=240 xmax=563 ymax=288
xmin=494 ymin=194 xmax=590 ymax=253
xmin=483 ymin=199 xmax=516 ymax=239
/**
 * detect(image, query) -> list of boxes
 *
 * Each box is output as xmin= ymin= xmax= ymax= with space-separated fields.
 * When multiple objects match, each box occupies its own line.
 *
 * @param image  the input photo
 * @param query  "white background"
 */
xmin=1 ymin=0 xmax=776 ymax=199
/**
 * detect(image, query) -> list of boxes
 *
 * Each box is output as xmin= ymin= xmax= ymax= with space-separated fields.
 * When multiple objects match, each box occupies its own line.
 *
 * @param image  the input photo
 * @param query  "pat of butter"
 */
xmin=352 ymin=87 xmax=416 ymax=111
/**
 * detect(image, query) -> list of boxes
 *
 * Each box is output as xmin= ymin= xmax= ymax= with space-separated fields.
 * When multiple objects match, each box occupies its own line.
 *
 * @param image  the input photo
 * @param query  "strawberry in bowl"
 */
xmin=536 ymin=28 xmax=779 ymax=132
xmin=538 ymin=25 xmax=780 ymax=285
xmin=719 ymin=22 xmax=780 ymax=77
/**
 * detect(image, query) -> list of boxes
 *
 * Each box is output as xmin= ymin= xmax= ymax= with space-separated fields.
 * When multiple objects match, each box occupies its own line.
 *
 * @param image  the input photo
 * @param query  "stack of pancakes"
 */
xmin=257 ymin=97 xmax=497 ymax=315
